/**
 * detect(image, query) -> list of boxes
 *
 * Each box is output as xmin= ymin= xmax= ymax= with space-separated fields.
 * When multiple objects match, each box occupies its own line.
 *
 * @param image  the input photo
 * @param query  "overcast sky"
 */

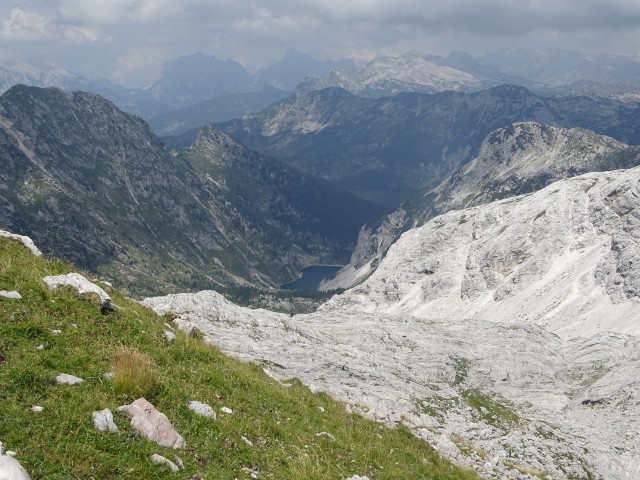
xmin=2 ymin=0 xmax=640 ymax=87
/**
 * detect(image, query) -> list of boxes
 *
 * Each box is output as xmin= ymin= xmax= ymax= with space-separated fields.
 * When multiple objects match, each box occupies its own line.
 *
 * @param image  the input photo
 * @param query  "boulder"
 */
xmin=117 ymin=398 xmax=185 ymax=448
xmin=0 ymin=442 xmax=31 ymax=480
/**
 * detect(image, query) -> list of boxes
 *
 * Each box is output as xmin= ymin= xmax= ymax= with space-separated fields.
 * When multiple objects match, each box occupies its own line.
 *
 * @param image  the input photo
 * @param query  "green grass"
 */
xmin=0 ymin=237 xmax=481 ymax=479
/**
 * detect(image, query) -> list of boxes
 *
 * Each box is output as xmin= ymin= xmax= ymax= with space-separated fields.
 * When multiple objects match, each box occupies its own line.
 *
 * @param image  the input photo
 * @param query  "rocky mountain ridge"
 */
xmin=323 ymin=122 xmax=640 ymax=290
xmin=0 ymin=85 xmax=379 ymax=296
xmin=220 ymin=84 xmax=640 ymax=207
xmin=144 ymin=163 xmax=640 ymax=480
xmin=297 ymin=51 xmax=488 ymax=97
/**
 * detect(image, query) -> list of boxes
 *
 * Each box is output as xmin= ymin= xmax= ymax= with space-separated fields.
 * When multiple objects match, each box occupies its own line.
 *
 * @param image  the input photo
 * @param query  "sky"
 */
xmin=1 ymin=0 xmax=640 ymax=87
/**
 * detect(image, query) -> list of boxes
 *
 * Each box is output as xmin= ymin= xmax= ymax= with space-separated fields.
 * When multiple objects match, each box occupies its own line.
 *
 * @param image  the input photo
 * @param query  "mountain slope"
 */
xmin=219 ymin=85 xmax=640 ymax=207
xmin=148 ymin=86 xmax=290 ymax=136
xmin=144 ymin=164 xmax=640 ymax=480
xmin=323 ymin=122 xmax=640 ymax=289
xmin=0 ymin=85 xmax=379 ymax=296
xmin=0 ymin=233 xmax=480 ymax=480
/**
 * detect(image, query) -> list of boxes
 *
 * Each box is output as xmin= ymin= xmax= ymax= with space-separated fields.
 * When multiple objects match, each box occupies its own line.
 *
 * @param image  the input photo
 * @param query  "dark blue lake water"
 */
xmin=280 ymin=265 xmax=342 ymax=291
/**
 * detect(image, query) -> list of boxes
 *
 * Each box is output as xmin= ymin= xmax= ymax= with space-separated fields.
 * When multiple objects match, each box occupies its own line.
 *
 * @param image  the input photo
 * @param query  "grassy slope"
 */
xmin=0 ymin=236 xmax=479 ymax=480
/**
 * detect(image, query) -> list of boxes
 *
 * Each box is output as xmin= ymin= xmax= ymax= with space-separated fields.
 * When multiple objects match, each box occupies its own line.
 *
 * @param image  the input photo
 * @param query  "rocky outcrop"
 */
xmin=144 ymin=166 xmax=640 ymax=480
xmin=43 ymin=273 xmax=112 ymax=311
xmin=0 ymin=230 xmax=41 ymax=256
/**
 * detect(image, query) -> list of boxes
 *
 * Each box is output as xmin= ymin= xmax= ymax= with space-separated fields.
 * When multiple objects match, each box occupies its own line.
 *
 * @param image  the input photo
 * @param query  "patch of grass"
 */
xmin=461 ymin=389 xmax=520 ymax=429
xmin=452 ymin=357 xmax=470 ymax=387
xmin=0 ymin=236 xmax=481 ymax=479
xmin=112 ymin=346 xmax=159 ymax=400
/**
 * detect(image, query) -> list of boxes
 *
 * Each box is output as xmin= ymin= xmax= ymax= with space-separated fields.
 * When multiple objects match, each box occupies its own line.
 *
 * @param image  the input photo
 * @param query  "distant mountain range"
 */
xmin=218 ymin=84 xmax=640 ymax=207
xmin=0 ymin=51 xmax=357 ymax=120
xmin=298 ymin=48 xmax=640 ymax=98
xmin=0 ymin=85 xmax=380 ymax=296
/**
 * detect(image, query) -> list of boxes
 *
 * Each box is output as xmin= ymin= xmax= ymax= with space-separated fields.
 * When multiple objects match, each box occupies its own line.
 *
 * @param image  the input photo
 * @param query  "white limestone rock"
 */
xmin=92 ymin=409 xmax=118 ymax=433
xmin=163 ymin=330 xmax=176 ymax=343
xmin=315 ymin=431 xmax=336 ymax=441
xmin=30 ymin=406 xmax=43 ymax=413
xmin=0 ymin=230 xmax=41 ymax=256
xmin=173 ymin=317 xmax=200 ymax=337
xmin=0 ymin=291 xmax=21 ymax=299
xmin=117 ymin=398 xmax=185 ymax=449
xmin=345 ymin=476 xmax=370 ymax=480
xmin=142 ymin=166 xmax=640 ymax=480
xmin=187 ymin=401 xmax=216 ymax=420
xmin=0 ymin=441 xmax=31 ymax=480
xmin=56 ymin=373 xmax=84 ymax=385
xmin=43 ymin=273 xmax=112 ymax=311
xmin=150 ymin=454 xmax=179 ymax=472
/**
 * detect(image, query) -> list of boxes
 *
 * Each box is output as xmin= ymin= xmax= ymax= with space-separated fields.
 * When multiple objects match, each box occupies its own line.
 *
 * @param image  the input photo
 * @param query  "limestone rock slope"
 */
xmin=144 ymin=166 xmax=640 ymax=480
xmin=323 ymin=122 xmax=640 ymax=291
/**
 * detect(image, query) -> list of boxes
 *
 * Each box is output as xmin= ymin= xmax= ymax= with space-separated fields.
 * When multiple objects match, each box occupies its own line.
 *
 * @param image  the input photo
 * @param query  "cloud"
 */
xmin=0 ymin=7 xmax=101 ymax=44
xmin=0 ymin=7 xmax=54 ymax=40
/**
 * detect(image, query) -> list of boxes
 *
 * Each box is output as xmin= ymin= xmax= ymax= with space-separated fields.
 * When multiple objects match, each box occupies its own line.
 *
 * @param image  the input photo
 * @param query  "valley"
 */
xmin=2 ymin=44 xmax=640 ymax=480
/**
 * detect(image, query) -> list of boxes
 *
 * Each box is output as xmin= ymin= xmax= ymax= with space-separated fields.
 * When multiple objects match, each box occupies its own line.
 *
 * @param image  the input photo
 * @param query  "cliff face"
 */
xmin=144 ymin=164 xmax=640 ymax=480
xmin=0 ymin=85 xmax=379 ymax=296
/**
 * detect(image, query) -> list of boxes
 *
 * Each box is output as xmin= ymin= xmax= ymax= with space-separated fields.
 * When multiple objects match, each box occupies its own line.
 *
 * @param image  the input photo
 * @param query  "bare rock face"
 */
xmin=117 ymin=398 xmax=185 ymax=449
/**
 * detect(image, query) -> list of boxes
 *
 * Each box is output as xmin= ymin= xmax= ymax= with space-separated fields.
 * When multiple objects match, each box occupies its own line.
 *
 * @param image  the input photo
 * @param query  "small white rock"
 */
xmin=164 ymin=330 xmax=176 ymax=343
xmin=55 ymin=373 xmax=84 ymax=385
xmin=0 ymin=290 xmax=21 ymax=299
xmin=220 ymin=407 xmax=233 ymax=414
xmin=92 ymin=409 xmax=118 ymax=433
xmin=50 ymin=329 xmax=62 ymax=335
xmin=315 ymin=431 xmax=336 ymax=441
xmin=241 ymin=436 xmax=253 ymax=447
xmin=30 ymin=406 xmax=44 ymax=413
xmin=150 ymin=453 xmax=179 ymax=472
xmin=318 ymin=406 xmax=325 ymax=413
xmin=187 ymin=401 xmax=216 ymax=420
xmin=36 ymin=345 xmax=44 ymax=351
xmin=103 ymin=372 xmax=114 ymax=379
